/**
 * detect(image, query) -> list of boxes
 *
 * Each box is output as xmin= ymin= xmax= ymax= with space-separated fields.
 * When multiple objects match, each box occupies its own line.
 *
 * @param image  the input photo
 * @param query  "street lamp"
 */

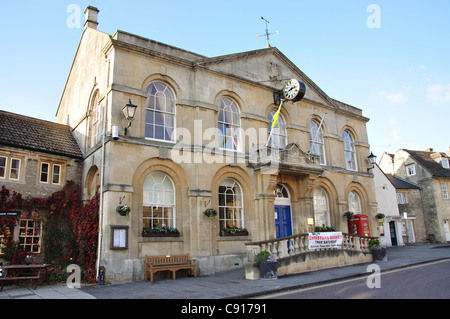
xmin=122 ymin=99 xmax=138 ymax=136
xmin=367 ymin=152 xmax=377 ymax=172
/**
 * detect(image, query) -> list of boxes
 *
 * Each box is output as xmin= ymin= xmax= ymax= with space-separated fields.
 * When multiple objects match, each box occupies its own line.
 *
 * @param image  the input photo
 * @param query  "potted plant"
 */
xmin=203 ymin=208 xmax=218 ymax=218
xmin=375 ymin=213 xmax=385 ymax=221
xmin=220 ymin=226 xmax=249 ymax=236
xmin=116 ymin=204 xmax=131 ymax=216
xmin=256 ymin=250 xmax=278 ymax=280
xmin=142 ymin=226 xmax=180 ymax=237
xmin=369 ymin=238 xmax=387 ymax=261
xmin=314 ymin=225 xmax=336 ymax=232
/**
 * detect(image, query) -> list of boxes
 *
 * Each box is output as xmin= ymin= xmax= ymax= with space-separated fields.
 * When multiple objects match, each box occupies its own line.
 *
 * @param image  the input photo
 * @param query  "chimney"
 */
xmin=425 ymin=147 xmax=433 ymax=152
xmin=84 ymin=6 xmax=99 ymax=30
xmin=447 ymin=147 xmax=450 ymax=157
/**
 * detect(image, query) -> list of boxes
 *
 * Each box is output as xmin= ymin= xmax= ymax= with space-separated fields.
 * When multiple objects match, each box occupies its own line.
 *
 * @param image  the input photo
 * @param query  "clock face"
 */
xmin=283 ymin=79 xmax=301 ymax=100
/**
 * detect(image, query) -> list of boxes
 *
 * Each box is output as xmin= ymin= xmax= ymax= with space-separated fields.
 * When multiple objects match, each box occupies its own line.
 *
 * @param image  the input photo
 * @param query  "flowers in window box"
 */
xmin=116 ymin=205 xmax=131 ymax=216
xmin=203 ymin=208 xmax=218 ymax=218
xmin=142 ymin=226 xmax=180 ymax=237
xmin=343 ymin=211 xmax=354 ymax=220
xmin=314 ymin=225 xmax=336 ymax=232
xmin=220 ymin=226 xmax=249 ymax=236
xmin=375 ymin=213 xmax=385 ymax=221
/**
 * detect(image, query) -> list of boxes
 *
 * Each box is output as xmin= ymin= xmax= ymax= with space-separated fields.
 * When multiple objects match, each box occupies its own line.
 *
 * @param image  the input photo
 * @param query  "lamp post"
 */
xmin=367 ymin=152 xmax=377 ymax=172
xmin=122 ymin=99 xmax=138 ymax=136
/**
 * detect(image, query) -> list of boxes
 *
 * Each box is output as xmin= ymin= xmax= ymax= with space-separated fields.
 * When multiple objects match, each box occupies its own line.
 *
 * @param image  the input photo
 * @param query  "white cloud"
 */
xmin=380 ymin=87 xmax=410 ymax=105
xmin=427 ymin=84 xmax=450 ymax=105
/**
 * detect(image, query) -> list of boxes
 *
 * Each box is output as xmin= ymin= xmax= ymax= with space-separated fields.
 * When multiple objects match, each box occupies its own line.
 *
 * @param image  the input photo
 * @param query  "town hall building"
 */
xmin=55 ymin=7 xmax=379 ymax=281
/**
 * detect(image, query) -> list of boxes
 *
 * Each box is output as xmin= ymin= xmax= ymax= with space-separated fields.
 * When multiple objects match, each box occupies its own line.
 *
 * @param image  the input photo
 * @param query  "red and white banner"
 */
xmin=308 ymin=232 xmax=343 ymax=250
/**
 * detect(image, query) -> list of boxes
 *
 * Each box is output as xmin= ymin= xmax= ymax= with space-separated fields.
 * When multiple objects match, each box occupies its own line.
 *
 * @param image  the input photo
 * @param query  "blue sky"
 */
xmin=0 ymin=1 xmax=449 ymax=158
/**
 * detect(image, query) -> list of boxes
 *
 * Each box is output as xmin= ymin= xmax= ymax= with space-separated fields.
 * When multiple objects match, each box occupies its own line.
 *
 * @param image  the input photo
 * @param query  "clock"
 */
xmin=282 ymin=79 xmax=306 ymax=102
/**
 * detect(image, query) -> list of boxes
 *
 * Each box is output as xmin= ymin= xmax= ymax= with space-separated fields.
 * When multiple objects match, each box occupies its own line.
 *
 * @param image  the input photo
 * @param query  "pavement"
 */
xmin=1 ymin=243 xmax=449 ymax=300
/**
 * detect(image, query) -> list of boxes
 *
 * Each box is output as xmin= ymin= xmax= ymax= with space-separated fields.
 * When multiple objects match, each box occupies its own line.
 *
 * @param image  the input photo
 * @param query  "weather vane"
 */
xmin=256 ymin=17 xmax=279 ymax=48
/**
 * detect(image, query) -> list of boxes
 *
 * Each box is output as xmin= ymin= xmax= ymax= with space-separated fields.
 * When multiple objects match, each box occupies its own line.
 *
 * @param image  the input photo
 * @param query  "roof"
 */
xmin=404 ymin=149 xmax=450 ymax=178
xmin=0 ymin=110 xmax=83 ymax=159
xmin=385 ymin=174 xmax=420 ymax=189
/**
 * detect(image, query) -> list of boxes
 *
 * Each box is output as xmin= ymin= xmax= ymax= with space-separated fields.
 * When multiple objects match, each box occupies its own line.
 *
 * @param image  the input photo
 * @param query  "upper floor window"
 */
xmin=406 ymin=164 xmax=416 ymax=176
xmin=218 ymin=97 xmax=241 ymax=151
xmin=0 ymin=156 xmax=21 ymax=180
xmin=397 ymin=193 xmax=408 ymax=204
xmin=441 ymin=182 xmax=449 ymax=200
xmin=40 ymin=162 xmax=62 ymax=185
xmin=343 ymin=130 xmax=357 ymax=171
xmin=441 ymin=158 xmax=449 ymax=169
xmin=89 ymin=92 xmax=100 ymax=148
xmin=0 ymin=156 xmax=6 ymax=178
xmin=145 ymin=82 xmax=176 ymax=142
xmin=268 ymin=109 xmax=287 ymax=149
xmin=309 ymin=120 xmax=325 ymax=165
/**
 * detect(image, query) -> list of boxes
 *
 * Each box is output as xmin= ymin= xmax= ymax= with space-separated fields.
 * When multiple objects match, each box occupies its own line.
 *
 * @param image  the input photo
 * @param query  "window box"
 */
xmin=220 ymin=228 xmax=249 ymax=237
xmin=142 ymin=227 xmax=180 ymax=237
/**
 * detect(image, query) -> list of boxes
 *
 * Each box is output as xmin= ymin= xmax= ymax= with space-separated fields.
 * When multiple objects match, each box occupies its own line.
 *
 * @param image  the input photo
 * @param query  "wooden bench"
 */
xmin=145 ymin=254 xmax=196 ymax=283
xmin=0 ymin=264 xmax=52 ymax=291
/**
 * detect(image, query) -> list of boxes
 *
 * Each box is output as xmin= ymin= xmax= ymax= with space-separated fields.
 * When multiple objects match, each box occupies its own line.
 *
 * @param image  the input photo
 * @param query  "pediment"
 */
xmin=195 ymin=47 xmax=337 ymax=108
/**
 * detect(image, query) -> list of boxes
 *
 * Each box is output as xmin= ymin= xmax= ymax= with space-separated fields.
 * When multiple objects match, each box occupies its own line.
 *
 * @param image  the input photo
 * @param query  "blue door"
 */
xmin=275 ymin=205 xmax=292 ymax=238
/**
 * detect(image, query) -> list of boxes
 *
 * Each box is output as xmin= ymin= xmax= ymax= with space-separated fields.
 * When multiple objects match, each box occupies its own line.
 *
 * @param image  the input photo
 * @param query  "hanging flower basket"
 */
xmin=343 ymin=211 xmax=354 ymax=220
xmin=203 ymin=208 xmax=218 ymax=218
xmin=116 ymin=205 xmax=131 ymax=216
xmin=375 ymin=213 xmax=385 ymax=221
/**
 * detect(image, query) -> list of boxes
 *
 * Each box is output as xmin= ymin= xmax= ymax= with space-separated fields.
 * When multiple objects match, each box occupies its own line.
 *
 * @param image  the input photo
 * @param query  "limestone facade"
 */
xmin=56 ymin=7 xmax=378 ymax=281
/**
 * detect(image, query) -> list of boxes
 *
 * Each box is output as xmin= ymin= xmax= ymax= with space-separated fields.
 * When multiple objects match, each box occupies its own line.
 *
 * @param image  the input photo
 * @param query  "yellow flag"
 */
xmin=271 ymin=106 xmax=281 ymax=130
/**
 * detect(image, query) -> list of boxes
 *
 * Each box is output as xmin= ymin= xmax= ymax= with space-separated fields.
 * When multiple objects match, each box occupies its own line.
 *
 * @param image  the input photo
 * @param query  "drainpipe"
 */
xmin=96 ymin=57 xmax=110 ymax=281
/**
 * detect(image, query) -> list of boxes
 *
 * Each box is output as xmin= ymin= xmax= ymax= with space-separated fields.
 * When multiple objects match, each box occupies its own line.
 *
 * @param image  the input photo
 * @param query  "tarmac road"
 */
xmin=263 ymin=259 xmax=450 ymax=299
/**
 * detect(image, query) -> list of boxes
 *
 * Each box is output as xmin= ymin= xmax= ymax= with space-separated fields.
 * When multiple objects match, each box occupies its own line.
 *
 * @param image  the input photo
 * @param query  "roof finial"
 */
xmin=256 ymin=17 xmax=279 ymax=48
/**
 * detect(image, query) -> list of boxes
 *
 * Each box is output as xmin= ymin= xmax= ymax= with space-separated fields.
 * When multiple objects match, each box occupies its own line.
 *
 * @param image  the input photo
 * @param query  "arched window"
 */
xmin=313 ymin=188 xmax=331 ymax=227
xmin=145 ymin=82 xmax=176 ymax=142
xmin=343 ymin=130 xmax=357 ymax=170
xmin=309 ymin=120 xmax=325 ymax=165
xmin=274 ymin=184 xmax=289 ymax=198
xmin=218 ymin=179 xmax=244 ymax=229
xmin=143 ymin=172 xmax=175 ymax=228
xmin=268 ymin=109 xmax=287 ymax=149
xmin=89 ymin=92 xmax=100 ymax=148
xmin=348 ymin=191 xmax=361 ymax=214
xmin=218 ymin=97 xmax=241 ymax=151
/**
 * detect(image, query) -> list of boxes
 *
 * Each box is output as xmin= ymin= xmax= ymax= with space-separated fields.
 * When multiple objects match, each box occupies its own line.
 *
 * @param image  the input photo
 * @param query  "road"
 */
xmin=260 ymin=259 xmax=450 ymax=299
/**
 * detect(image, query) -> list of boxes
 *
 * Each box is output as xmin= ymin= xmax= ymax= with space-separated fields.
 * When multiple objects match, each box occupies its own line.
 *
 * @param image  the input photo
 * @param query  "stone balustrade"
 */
xmin=244 ymin=233 xmax=374 ymax=280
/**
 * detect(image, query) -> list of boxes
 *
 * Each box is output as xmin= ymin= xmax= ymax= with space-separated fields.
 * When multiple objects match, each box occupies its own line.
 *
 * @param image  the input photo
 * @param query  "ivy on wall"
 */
xmin=0 ymin=181 xmax=99 ymax=283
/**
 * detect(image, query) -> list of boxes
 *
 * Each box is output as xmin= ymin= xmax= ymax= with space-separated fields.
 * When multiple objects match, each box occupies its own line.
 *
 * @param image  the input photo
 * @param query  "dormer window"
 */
xmin=406 ymin=164 xmax=416 ymax=176
xmin=441 ymin=158 xmax=449 ymax=169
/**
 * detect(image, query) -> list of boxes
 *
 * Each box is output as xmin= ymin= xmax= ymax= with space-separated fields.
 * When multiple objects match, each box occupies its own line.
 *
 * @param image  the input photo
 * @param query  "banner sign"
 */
xmin=0 ymin=211 xmax=21 ymax=218
xmin=308 ymin=232 xmax=343 ymax=250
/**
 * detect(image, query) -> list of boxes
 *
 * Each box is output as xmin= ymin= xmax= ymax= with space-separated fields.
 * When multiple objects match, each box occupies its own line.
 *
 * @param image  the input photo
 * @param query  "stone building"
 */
xmin=56 ymin=7 xmax=378 ymax=281
xmin=379 ymin=149 xmax=450 ymax=243
xmin=0 ymin=110 xmax=83 ymax=256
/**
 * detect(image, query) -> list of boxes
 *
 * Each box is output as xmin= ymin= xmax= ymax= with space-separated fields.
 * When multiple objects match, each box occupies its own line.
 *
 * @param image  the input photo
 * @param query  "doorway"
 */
xmin=274 ymin=184 xmax=292 ymax=239
xmin=389 ymin=221 xmax=398 ymax=246
xmin=444 ymin=220 xmax=450 ymax=242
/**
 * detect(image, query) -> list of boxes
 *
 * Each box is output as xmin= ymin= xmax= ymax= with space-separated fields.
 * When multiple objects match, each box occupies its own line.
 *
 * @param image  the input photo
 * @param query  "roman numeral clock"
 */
xmin=274 ymin=79 xmax=306 ymax=104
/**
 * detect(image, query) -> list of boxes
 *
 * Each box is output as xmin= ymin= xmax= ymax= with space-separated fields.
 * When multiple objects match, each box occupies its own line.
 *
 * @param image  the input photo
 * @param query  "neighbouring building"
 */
xmin=0 ymin=110 xmax=83 ymax=257
xmin=379 ymin=149 xmax=450 ymax=243
xmin=55 ymin=7 xmax=379 ymax=281
xmin=373 ymin=162 xmax=426 ymax=246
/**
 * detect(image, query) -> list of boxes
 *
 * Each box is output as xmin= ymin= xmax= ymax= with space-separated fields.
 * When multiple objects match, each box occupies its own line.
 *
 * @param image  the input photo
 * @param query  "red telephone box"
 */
xmin=348 ymin=214 xmax=371 ymax=237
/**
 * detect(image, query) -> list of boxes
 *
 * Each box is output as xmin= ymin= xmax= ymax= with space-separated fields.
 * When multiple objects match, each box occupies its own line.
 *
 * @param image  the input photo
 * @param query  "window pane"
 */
xmin=10 ymin=159 xmax=20 ymax=180
xmin=218 ymin=179 xmax=244 ymax=229
xmin=52 ymin=165 xmax=61 ymax=184
xmin=0 ymin=156 xmax=6 ymax=178
xmin=145 ymin=82 xmax=175 ymax=141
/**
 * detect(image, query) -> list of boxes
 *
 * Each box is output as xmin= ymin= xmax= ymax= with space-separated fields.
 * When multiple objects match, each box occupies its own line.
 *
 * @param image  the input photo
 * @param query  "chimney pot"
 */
xmin=84 ymin=6 xmax=99 ymax=30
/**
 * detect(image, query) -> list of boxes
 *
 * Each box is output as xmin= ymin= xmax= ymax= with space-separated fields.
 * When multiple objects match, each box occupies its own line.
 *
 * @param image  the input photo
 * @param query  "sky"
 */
xmin=0 ymin=0 xmax=449 ymax=158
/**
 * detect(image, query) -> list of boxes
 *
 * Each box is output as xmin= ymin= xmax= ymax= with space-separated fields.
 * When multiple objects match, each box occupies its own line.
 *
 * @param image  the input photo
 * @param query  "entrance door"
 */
xmin=389 ymin=221 xmax=398 ymax=246
xmin=444 ymin=221 xmax=450 ymax=242
xmin=275 ymin=205 xmax=292 ymax=238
